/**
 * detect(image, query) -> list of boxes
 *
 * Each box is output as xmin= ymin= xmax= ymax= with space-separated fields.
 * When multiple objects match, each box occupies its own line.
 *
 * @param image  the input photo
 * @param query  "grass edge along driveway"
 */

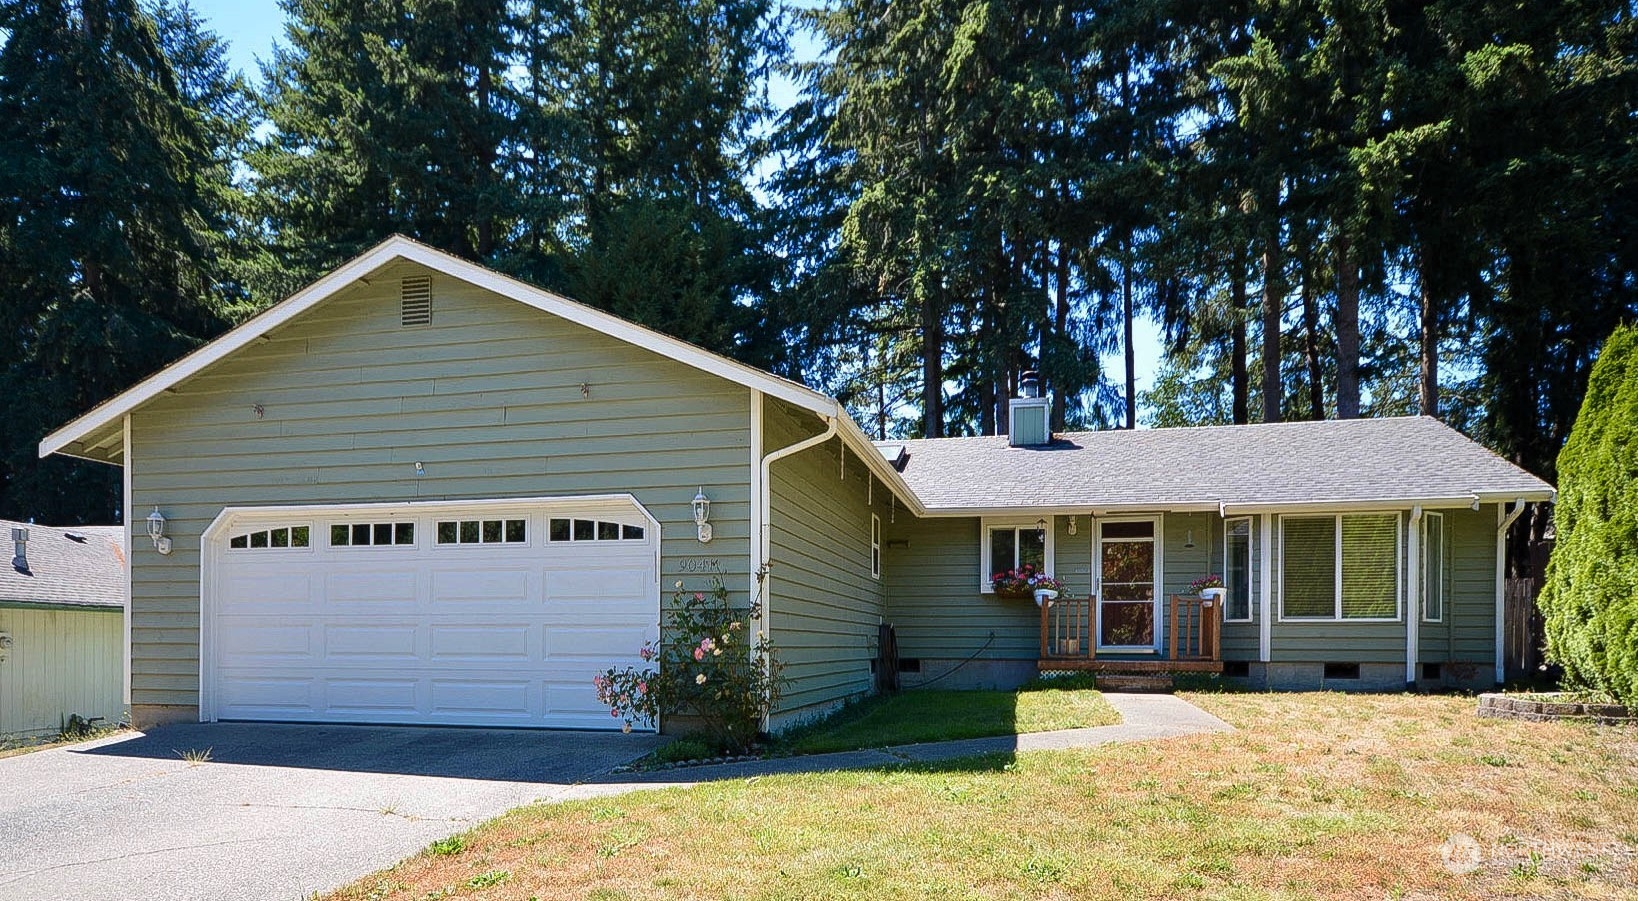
xmin=326 ymin=691 xmax=1638 ymax=901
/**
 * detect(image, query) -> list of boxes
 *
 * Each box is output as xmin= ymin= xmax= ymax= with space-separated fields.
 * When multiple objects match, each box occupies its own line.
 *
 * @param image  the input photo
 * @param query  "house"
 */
xmin=38 ymin=236 xmax=1555 ymax=732
xmin=0 ymin=520 xmax=126 ymax=737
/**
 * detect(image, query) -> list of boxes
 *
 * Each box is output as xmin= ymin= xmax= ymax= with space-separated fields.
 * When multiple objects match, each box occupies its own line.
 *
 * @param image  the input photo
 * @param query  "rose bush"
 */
xmin=594 ymin=576 xmax=785 ymax=754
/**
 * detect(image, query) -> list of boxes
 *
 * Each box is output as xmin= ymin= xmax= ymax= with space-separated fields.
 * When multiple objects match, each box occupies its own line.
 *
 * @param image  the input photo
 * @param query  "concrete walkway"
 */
xmin=580 ymin=692 xmax=1234 ymax=789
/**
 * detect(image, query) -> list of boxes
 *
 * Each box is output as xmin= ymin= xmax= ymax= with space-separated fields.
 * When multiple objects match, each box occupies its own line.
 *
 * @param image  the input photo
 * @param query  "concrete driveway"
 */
xmin=0 ymin=722 xmax=664 ymax=901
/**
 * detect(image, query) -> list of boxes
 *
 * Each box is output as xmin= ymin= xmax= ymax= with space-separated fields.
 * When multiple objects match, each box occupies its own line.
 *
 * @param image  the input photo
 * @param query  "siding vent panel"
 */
xmin=401 ymin=277 xmax=432 ymax=326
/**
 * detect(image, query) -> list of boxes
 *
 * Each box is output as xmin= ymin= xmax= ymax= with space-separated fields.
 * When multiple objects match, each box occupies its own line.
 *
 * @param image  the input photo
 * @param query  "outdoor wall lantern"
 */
xmin=147 ymin=506 xmax=173 ymax=555
xmin=1184 ymin=528 xmax=1197 ymax=549
xmin=1036 ymin=517 xmax=1047 ymax=541
xmin=692 ymin=488 xmax=713 ymax=543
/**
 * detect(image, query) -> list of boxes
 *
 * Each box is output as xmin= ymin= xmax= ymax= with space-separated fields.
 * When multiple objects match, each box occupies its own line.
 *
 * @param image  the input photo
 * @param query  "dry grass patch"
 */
xmin=327 ymin=692 xmax=1638 ymax=901
xmin=0 ymin=728 xmax=129 ymax=760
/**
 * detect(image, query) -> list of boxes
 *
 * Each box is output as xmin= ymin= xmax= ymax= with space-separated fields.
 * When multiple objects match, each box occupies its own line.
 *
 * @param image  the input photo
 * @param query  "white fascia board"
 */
xmin=920 ymin=502 xmax=1220 ymax=518
xmin=42 ymin=235 xmax=837 ymax=460
xmin=1219 ymin=496 xmax=1484 ymax=516
xmin=833 ymin=412 xmax=926 ymax=516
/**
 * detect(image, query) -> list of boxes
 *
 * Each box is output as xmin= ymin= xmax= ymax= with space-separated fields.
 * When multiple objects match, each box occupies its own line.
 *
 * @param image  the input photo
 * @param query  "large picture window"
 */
xmin=982 ymin=520 xmax=1050 ymax=592
xmin=1280 ymin=513 xmax=1400 ymax=620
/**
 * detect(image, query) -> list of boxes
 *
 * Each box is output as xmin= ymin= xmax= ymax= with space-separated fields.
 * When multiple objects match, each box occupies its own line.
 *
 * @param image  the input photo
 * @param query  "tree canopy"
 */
xmin=0 ymin=0 xmax=1635 ymax=524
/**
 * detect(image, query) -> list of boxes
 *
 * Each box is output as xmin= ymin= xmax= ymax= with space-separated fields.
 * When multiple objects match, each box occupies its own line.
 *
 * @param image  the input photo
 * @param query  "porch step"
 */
xmin=1094 ymin=673 xmax=1175 ymax=693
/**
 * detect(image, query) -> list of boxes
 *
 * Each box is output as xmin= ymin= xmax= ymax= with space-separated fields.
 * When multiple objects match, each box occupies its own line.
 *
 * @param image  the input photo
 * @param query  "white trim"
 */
xmin=42 ymin=236 xmax=825 ymax=459
xmin=1220 ymin=492 xmax=1552 ymax=516
xmin=870 ymin=513 xmax=882 ymax=581
xmin=748 ymin=389 xmax=764 ymax=642
xmin=1258 ymin=514 xmax=1273 ymax=662
xmin=121 ymin=414 xmax=132 ymax=707
xmin=1275 ymin=511 xmax=1404 ymax=623
xmin=1496 ymin=499 xmax=1527 ymax=684
xmin=934 ymin=503 xmax=1219 ymax=518
xmin=1222 ymin=515 xmax=1254 ymax=623
xmin=35 ymin=236 xmax=926 ymax=517
xmin=1407 ymin=506 xmax=1422 ymax=684
xmin=978 ymin=516 xmax=1057 ymax=594
xmin=1092 ymin=514 xmax=1162 ymax=653
xmin=197 ymin=494 xmax=662 ymax=724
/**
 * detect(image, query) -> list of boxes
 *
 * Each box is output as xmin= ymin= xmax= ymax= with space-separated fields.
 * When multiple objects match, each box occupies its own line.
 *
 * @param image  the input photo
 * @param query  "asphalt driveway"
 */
xmin=0 ymin=722 xmax=664 ymax=901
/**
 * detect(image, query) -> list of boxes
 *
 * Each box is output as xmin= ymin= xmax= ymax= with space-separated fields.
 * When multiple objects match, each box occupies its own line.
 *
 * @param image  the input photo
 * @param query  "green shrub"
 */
xmin=1538 ymin=323 xmax=1638 ymax=705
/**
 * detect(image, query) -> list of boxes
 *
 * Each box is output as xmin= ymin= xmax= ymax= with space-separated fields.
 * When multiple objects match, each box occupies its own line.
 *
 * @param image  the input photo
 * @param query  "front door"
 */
xmin=1096 ymin=518 xmax=1160 ymax=651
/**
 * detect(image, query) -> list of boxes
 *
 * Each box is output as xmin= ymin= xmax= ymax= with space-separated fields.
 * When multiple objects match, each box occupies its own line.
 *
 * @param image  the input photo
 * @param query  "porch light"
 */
xmin=1036 ymin=518 xmax=1047 ymax=541
xmin=1184 ymin=528 xmax=1196 ymax=549
xmin=147 ymin=507 xmax=173 ymax=555
xmin=692 ymin=489 xmax=713 ymax=543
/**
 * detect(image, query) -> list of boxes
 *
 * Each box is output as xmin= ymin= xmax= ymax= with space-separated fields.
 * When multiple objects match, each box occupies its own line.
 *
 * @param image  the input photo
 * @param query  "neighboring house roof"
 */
xmin=882 ymin=416 xmax=1555 ymax=515
xmin=36 ymin=235 xmax=925 ymax=513
xmin=0 ymin=520 xmax=125 ymax=609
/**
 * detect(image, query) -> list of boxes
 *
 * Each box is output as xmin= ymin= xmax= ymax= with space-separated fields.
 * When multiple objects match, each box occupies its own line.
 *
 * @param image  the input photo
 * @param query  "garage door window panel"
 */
xmin=228 ymin=525 xmax=310 ymax=550
xmin=331 ymin=522 xmax=416 ymax=547
xmin=436 ymin=518 xmax=527 ymax=546
xmin=549 ymin=517 xmax=645 ymax=543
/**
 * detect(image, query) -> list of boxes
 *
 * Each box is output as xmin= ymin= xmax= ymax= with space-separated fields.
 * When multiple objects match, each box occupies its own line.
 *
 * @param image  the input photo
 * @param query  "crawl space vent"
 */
xmin=401 ymin=276 xmax=432 ymax=326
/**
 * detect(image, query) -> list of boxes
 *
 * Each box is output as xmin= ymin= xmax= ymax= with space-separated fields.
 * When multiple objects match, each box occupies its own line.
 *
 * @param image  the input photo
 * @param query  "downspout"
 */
xmin=756 ymin=413 xmax=839 ymax=721
xmin=1495 ymin=499 xmax=1527 ymax=685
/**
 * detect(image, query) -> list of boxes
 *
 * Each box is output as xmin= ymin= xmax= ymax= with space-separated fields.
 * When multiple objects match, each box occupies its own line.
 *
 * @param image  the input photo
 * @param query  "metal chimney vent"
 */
xmin=401 ymin=277 xmax=432 ymax=326
xmin=11 ymin=526 xmax=29 ymax=573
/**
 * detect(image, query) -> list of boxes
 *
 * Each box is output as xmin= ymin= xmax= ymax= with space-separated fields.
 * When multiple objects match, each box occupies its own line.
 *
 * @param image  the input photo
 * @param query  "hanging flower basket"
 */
xmin=992 ymin=565 xmax=1063 ymax=600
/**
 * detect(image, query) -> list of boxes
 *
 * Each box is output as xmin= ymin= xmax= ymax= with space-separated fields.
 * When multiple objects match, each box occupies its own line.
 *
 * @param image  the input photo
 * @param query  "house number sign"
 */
xmin=677 ymin=557 xmax=721 ymax=573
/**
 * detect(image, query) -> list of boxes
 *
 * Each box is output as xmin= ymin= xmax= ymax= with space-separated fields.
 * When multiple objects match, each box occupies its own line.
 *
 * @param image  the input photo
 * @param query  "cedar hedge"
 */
xmin=1539 ymin=323 xmax=1638 ymax=705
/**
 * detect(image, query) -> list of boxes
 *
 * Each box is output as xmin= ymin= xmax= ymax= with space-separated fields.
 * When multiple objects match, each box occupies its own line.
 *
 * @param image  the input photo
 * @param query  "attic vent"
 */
xmin=400 ymin=277 xmax=432 ymax=326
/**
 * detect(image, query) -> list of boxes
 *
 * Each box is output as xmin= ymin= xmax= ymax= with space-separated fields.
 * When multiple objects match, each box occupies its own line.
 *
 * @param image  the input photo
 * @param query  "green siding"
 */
xmin=884 ymin=517 xmax=1038 ymax=661
xmin=128 ymin=261 xmax=753 ymax=710
xmin=764 ymin=399 xmax=891 ymax=723
xmin=0 ymin=606 xmax=124 ymax=736
xmin=1419 ymin=506 xmax=1498 ymax=669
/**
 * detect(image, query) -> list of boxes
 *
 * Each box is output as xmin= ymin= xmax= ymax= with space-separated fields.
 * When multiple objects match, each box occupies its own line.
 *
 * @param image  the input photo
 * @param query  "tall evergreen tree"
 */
xmin=0 ymin=0 xmax=242 ymax=523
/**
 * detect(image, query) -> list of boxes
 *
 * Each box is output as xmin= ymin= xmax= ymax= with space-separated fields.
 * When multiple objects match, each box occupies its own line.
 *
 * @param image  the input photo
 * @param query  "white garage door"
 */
xmin=203 ymin=498 xmax=659 ymax=729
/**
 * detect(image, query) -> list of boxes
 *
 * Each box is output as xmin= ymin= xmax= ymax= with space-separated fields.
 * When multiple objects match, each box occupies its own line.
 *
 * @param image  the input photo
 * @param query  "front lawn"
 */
xmin=773 ymin=682 xmax=1121 ymax=755
xmin=329 ymin=692 xmax=1638 ymax=901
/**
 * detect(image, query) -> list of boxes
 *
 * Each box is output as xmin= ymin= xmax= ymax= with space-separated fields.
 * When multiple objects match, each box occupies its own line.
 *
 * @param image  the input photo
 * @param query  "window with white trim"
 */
xmin=331 ymin=522 xmax=415 ymax=547
xmin=870 ymin=514 xmax=882 ymax=580
xmin=1422 ymin=512 xmax=1446 ymax=622
xmin=1279 ymin=513 xmax=1400 ymax=620
xmin=228 ymin=525 xmax=310 ymax=550
xmin=437 ymin=518 xmax=526 ymax=545
xmin=1224 ymin=517 xmax=1253 ymax=621
xmin=982 ymin=519 xmax=1051 ymax=592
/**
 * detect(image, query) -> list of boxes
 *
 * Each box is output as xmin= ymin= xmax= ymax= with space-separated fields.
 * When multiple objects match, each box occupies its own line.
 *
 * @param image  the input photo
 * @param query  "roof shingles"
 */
xmin=881 ymin=416 xmax=1553 ymax=512
xmin=0 ymin=520 xmax=126 ymax=609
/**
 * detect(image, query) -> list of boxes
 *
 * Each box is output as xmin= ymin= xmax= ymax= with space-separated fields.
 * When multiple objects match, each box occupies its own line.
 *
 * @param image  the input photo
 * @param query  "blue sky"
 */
xmin=188 ymin=0 xmax=1165 ymax=415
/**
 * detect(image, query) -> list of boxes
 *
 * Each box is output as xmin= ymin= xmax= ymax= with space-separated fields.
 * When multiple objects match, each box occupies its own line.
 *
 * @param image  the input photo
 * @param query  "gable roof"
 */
xmin=37 ymin=236 xmax=924 ymax=512
xmin=883 ymin=416 xmax=1555 ymax=515
xmin=1 ymin=520 xmax=125 ymax=610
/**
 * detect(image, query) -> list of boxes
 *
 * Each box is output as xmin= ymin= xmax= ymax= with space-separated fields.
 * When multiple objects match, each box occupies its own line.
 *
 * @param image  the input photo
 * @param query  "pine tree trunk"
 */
xmin=1123 ymin=240 xmax=1136 ymax=429
xmin=1419 ymin=268 xmax=1439 ymax=418
xmin=1052 ymin=241 xmax=1070 ymax=429
xmin=1231 ymin=257 xmax=1249 ymax=424
xmin=1334 ymin=233 xmax=1361 ymax=419
xmin=1261 ymin=239 xmax=1283 ymax=424
xmin=921 ymin=289 xmax=944 ymax=438
xmin=1301 ymin=264 xmax=1325 ymax=420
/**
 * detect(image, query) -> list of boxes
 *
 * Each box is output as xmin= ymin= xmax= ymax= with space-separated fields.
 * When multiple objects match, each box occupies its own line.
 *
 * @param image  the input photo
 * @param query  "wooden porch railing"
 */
xmin=1039 ymin=594 xmax=1094 ymax=661
xmin=1168 ymin=594 xmax=1221 ymax=662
